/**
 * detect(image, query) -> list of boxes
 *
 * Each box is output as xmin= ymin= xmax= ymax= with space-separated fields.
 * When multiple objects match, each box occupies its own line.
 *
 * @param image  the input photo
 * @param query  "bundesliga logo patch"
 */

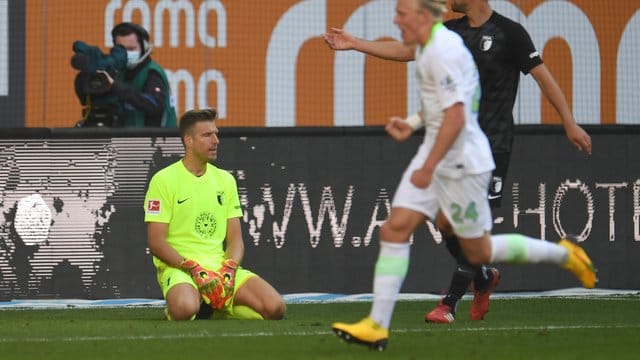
xmin=147 ymin=199 xmax=161 ymax=214
xmin=439 ymin=75 xmax=456 ymax=93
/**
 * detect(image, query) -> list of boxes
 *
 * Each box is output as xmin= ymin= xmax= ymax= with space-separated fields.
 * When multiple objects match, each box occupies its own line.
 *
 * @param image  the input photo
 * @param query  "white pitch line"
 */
xmin=0 ymin=324 xmax=639 ymax=343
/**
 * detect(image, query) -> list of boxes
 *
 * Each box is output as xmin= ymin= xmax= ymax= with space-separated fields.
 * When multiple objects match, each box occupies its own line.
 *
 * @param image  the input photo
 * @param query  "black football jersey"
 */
xmin=445 ymin=12 xmax=543 ymax=153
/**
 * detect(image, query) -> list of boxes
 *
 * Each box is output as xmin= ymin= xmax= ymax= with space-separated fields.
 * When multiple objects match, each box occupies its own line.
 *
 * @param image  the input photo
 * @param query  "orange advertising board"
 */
xmin=24 ymin=1 xmax=639 ymax=127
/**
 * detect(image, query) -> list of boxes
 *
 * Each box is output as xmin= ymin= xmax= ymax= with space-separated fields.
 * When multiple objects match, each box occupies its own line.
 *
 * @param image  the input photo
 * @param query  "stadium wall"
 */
xmin=0 ymin=0 xmax=636 ymax=127
xmin=0 ymin=126 xmax=638 ymax=300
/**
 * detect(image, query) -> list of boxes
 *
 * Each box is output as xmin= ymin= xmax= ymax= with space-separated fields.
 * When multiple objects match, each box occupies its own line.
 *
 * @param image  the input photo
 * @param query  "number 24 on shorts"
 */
xmin=450 ymin=201 xmax=478 ymax=224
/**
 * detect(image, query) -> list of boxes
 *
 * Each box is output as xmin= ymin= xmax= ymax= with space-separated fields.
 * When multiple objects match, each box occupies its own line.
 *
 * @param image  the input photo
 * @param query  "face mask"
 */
xmin=126 ymin=50 xmax=141 ymax=69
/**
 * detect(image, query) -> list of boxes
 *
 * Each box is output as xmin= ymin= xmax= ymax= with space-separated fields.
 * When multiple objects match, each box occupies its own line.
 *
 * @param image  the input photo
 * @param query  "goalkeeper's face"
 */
xmin=187 ymin=120 xmax=220 ymax=163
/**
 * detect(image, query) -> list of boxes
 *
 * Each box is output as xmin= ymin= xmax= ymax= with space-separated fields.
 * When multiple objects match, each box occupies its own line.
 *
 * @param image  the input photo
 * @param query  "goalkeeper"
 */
xmin=144 ymin=108 xmax=286 ymax=321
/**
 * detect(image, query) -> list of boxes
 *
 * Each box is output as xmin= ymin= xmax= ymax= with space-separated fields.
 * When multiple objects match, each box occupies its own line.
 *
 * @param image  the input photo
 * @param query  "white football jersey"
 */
xmin=414 ymin=23 xmax=495 ymax=178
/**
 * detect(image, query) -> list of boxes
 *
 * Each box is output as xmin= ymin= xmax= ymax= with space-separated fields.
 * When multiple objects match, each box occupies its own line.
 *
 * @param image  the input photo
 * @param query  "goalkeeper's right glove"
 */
xmin=180 ymin=259 xmax=221 ymax=294
xmin=180 ymin=259 xmax=228 ymax=310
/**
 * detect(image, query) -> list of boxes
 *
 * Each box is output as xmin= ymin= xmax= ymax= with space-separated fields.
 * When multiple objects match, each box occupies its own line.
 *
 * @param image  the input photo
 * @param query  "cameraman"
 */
xmin=76 ymin=22 xmax=177 ymax=127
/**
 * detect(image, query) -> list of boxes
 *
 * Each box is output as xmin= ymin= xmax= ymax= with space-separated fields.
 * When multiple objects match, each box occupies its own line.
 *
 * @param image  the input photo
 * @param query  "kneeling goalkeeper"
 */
xmin=144 ymin=108 xmax=286 ymax=320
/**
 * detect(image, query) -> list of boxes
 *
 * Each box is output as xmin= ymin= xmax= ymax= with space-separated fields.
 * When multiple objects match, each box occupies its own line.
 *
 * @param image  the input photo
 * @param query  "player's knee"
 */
xmin=379 ymin=224 xmax=394 ymax=241
xmin=380 ymin=220 xmax=411 ymax=242
xmin=167 ymin=296 xmax=200 ymax=321
xmin=262 ymin=298 xmax=286 ymax=320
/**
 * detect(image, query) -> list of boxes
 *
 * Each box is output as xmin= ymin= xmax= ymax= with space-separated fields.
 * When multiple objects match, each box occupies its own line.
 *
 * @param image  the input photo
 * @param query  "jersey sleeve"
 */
xmin=144 ymin=172 xmax=173 ymax=223
xmin=224 ymin=172 xmax=243 ymax=219
xmin=431 ymin=52 xmax=466 ymax=111
xmin=506 ymin=20 xmax=543 ymax=75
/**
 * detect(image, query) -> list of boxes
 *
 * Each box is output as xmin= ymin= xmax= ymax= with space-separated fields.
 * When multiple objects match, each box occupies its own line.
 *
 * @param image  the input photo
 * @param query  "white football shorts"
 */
xmin=392 ymin=152 xmax=493 ymax=238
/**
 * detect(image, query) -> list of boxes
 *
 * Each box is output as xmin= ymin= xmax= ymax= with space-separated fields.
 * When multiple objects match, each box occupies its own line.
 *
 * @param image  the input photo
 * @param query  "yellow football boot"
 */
xmin=332 ymin=316 xmax=389 ymax=351
xmin=558 ymin=238 xmax=598 ymax=288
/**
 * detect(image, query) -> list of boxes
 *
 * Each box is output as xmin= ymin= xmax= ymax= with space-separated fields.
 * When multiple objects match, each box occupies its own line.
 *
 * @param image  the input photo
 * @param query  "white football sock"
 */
xmin=491 ymin=233 xmax=568 ymax=264
xmin=369 ymin=241 xmax=410 ymax=329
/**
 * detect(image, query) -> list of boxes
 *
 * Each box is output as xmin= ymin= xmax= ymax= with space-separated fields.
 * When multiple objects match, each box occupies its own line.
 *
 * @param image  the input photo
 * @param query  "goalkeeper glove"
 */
xmin=181 ymin=259 xmax=228 ymax=310
xmin=180 ymin=259 xmax=221 ymax=294
xmin=217 ymin=259 xmax=238 ymax=296
xmin=203 ymin=282 xmax=228 ymax=310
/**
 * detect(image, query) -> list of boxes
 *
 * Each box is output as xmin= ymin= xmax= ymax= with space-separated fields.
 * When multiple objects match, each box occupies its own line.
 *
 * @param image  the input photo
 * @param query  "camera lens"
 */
xmin=88 ymin=73 xmax=109 ymax=93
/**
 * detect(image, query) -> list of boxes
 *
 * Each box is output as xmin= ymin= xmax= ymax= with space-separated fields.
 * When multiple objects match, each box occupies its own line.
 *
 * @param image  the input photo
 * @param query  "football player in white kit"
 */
xmin=331 ymin=0 xmax=596 ymax=351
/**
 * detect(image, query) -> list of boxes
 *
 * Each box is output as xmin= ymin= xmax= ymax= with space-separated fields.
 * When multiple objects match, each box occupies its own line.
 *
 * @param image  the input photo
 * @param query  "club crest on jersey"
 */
xmin=147 ymin=199 xmax=161 ymax=214
xmin=480 ymin=35 xmax=493 ymax=52
xmin=491 ymin=176 xmax=503 ymax=193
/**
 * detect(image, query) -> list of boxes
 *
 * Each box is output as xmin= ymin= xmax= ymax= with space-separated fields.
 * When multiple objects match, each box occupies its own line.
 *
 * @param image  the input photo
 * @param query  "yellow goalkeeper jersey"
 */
xmin=144 ymin=160 xmax=243 ymax=266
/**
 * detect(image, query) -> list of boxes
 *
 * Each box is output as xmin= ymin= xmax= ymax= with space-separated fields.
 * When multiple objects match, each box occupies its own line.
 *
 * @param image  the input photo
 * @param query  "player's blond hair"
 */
xmin=418 ymin=0 xmax=447 ymax=20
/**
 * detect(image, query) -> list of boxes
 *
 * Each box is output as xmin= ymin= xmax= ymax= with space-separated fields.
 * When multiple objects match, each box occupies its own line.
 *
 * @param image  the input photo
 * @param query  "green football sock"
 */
xmin=229 ymin=305 xmax=264 ymax=320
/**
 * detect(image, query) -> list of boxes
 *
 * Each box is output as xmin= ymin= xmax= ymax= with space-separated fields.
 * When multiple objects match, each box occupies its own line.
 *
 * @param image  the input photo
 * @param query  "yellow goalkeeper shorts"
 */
xmin=156 ymin=262 xmax=256 ymax=311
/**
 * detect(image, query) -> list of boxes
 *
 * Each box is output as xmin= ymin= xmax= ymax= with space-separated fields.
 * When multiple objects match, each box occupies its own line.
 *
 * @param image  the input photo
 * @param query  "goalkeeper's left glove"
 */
xmin=217 ymin=259 xmax=238 ymax=297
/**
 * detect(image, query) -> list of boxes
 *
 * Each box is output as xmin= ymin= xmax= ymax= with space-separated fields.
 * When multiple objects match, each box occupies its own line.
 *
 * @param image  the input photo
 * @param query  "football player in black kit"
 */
xmin=322 ymin=0 xmax=592 ymax=323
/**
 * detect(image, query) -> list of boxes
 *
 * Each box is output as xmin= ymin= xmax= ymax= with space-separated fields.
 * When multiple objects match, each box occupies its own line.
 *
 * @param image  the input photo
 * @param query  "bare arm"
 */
xmin=530 ymin=64 xmax=592 ymax=155
xmin=322 ymin=27 xmax=415 ymax=62
xmin=385 ymin=112 xmax=425 ymax=142
xmin=411 ymin=103 xmax=465 ymax=189
xmin=224 ymin=217 xmax=245 ymax=264
xmin=147 ymin=222 xmax=184 ymax=267
xmin=385 ymin=116 xmax=415 ymax=142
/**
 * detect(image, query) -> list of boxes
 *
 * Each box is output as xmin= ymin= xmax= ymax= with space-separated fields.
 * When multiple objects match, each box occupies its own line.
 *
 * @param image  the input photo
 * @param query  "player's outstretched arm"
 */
xmin=530 ymin=64 xmax=592 ymax=155
xmin=322 ymin=27 xmax=416 ymax=62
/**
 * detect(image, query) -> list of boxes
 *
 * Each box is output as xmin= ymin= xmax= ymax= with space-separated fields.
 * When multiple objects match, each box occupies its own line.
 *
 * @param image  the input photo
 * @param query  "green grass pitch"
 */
xmin=0 ymin=297 xmax=638 ymax=359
